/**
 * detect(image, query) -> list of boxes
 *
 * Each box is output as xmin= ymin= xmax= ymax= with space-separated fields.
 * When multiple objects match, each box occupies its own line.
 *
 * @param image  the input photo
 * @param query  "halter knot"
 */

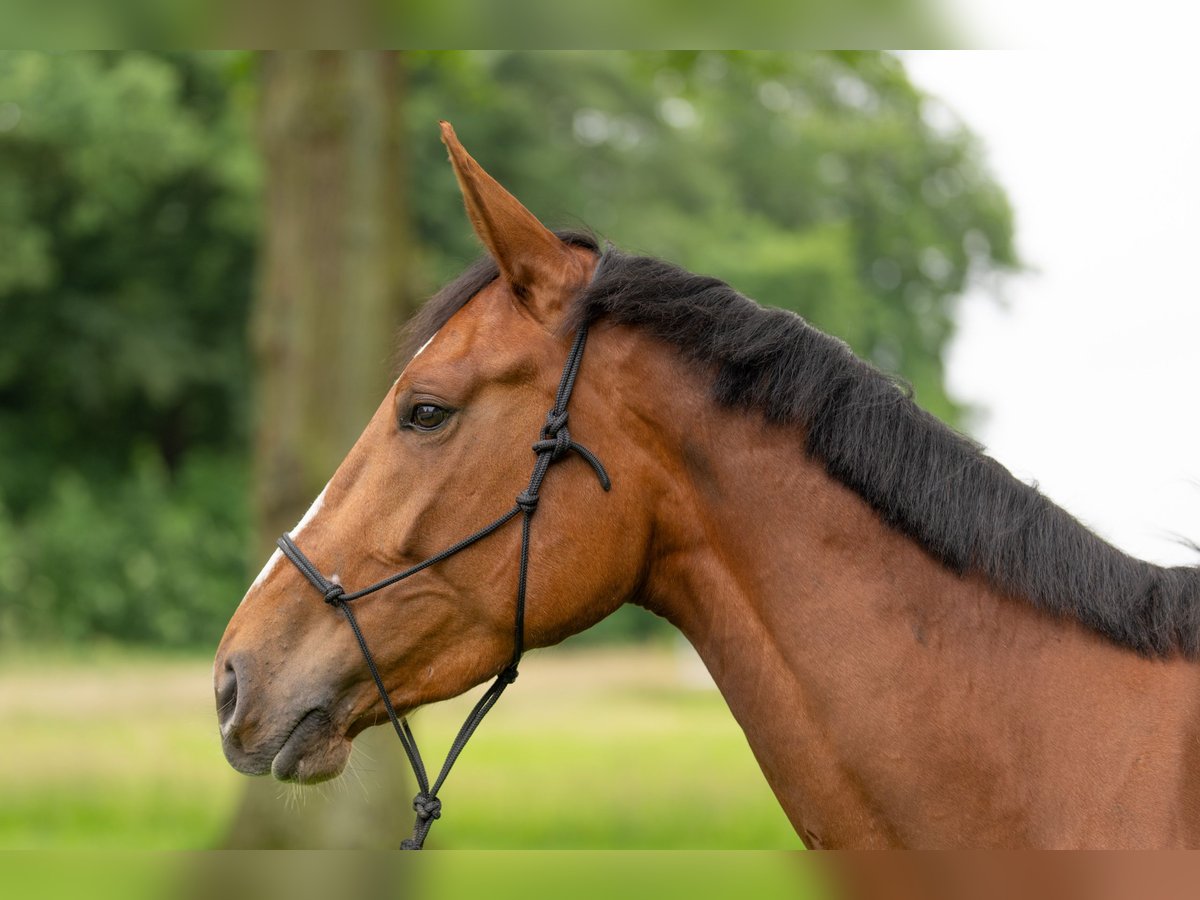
xmin=498 ymin=665 xmax=519 ymax=685
xmin=542 ymin=409 xmax=569 ymax=437
xmin=412 ymin=792 xmax=442 ymax=821
xmin=515 ymin=491 xmax=539 ymax=512
xmin=540 ymin=409 xmax=572 ymax=460
xmin=322 ymin=584 xmax=345 ymax=605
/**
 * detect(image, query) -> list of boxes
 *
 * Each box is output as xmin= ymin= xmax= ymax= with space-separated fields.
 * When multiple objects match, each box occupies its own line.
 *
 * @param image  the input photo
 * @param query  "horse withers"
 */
xmin=215 ymin=122 xmax=1200 ymax=848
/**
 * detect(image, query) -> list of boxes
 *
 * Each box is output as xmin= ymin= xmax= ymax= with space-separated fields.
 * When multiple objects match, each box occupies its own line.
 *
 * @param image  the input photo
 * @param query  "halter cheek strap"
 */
xmin=276 ymin=324 xmax=610 ymax=850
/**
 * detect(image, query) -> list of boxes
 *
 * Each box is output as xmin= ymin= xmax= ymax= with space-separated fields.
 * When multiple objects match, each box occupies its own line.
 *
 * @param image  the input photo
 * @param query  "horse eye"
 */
xmin=409 ymin=403 xmax=451 ymax=431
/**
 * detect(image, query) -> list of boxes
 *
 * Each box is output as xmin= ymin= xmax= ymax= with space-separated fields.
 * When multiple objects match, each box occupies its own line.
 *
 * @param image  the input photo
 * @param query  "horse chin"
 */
xmin=345 ymin=706 xmax=414 ymax=741
xmin=269 ymin=708 xmax=352 ymax=784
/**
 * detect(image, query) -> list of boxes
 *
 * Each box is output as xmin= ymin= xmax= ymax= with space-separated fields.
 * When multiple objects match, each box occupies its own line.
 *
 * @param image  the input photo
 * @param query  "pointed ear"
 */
xmin=440 ymin=121 xmax=584 ymax=324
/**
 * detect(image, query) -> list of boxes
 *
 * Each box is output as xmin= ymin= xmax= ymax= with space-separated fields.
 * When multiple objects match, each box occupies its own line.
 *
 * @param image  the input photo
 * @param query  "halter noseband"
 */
xmin=276 ymin=324 xmax=610 ymax=849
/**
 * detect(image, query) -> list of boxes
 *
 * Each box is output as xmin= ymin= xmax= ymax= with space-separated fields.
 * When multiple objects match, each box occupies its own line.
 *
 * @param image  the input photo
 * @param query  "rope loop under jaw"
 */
xmin=273 ymin=325 xmax=609 ymax=850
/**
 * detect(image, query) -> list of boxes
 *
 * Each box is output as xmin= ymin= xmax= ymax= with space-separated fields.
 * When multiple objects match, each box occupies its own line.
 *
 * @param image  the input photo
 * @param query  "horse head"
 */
xmin=214 ymin=123 xmax=656 ymax=785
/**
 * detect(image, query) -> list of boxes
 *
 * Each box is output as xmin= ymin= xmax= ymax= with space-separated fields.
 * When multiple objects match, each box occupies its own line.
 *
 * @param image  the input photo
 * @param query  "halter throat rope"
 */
xmin=276 ymin=324 xmax=610 ymax=849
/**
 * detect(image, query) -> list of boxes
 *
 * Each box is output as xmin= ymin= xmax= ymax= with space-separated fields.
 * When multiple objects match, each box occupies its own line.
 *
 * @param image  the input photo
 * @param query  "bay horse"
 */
xmin=215 ymin=122 xmax=1200 ymax=848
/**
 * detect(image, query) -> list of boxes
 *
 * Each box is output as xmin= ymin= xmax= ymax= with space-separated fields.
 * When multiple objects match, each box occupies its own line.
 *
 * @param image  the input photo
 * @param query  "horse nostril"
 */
xmin=216 ymin=655 xmax=240 ymax=733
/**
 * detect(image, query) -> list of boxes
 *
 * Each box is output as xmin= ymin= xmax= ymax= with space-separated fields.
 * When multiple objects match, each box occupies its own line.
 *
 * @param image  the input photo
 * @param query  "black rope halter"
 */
xmin=276 ymin=324 xmax=610 ymax=849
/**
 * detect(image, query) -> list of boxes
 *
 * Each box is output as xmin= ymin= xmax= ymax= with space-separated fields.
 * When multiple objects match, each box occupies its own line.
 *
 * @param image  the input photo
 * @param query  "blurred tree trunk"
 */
xmin=223 ymin=50 xmax=415 ymax=849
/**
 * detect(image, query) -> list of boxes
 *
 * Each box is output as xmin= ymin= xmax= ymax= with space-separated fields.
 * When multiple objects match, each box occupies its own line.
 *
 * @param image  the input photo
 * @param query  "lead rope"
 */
xmin=276 ymin=325 xmax=610 ymax=849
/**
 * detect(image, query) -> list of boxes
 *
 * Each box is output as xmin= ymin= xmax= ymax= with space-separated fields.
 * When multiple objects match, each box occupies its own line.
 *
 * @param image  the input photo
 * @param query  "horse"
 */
xmin=215 ymin=121 xmax=1200 ymax=849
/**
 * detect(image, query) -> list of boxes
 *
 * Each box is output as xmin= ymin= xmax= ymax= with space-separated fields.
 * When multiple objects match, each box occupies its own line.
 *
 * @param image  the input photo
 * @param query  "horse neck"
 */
xmin=624 ymin=345 xmax=1200 ymax=848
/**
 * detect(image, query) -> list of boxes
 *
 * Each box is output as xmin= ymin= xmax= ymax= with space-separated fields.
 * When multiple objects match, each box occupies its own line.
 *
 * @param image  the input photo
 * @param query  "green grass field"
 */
xmin=0 ymin=642 xmax=803 ymax=851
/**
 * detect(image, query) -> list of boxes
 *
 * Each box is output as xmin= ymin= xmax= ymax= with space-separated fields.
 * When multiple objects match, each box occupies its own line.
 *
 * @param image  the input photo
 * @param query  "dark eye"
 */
xmin=409 ymin=403 xmax=451 ymax=431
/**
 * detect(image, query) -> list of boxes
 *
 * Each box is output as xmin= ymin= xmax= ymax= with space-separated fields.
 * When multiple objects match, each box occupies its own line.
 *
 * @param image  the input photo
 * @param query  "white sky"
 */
xmin=903 ymin=52 xmax=1200 ymax=567
xmin=945 ymin=1 xmax=1199 ymax=48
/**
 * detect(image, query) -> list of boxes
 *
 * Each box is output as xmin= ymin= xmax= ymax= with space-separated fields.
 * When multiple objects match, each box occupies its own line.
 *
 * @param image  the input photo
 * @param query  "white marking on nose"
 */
xmin=241 ymin=484 xmax=328 ymax=603
xmin=248 ymin=548 xmax=282 ymax=593
xmin=291 ymin=485 xmax=327 ymax=537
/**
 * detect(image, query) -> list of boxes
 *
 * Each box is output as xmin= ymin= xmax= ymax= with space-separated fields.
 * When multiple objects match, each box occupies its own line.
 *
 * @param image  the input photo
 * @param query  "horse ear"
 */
xmin=440 ymin=121 xmax=583 ymax=324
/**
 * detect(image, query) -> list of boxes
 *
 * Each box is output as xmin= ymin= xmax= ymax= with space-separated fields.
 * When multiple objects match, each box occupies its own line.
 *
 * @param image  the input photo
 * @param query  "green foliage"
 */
xmin=0 ymin=51 xmax=257 ymax=648
xmin=0 ymin=51 xmax=258 ymax=515
xmin=0 ymin=52 xmax=1017 ymax=646
xmin=0 ymin=451 xmax=250 ymax=648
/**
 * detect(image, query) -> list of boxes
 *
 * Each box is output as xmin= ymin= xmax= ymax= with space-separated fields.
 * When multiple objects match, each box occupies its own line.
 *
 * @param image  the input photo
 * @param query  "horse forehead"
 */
xmin=421 ymin=287 xmax=544 ymax=370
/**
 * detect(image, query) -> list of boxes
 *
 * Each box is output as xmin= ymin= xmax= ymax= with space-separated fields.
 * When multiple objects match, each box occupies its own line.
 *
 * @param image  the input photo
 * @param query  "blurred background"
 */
xmin=5 ymin=49 xmax=1185 ymax=853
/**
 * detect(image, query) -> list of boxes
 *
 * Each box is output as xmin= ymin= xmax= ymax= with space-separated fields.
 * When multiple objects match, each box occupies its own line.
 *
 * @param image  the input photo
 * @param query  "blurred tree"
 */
xmin=220 ymin=51 xmax=415 ymax=849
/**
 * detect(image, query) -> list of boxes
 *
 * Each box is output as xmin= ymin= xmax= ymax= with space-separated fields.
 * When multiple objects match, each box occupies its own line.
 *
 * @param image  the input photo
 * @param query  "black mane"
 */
xmin=406 ymin=234 xmax=1200 ymax=658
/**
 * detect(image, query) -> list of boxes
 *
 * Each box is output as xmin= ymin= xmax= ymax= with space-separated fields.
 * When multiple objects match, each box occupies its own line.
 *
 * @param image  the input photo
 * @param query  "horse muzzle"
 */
xmin=214 ymin=649 xmax=351 ymax=784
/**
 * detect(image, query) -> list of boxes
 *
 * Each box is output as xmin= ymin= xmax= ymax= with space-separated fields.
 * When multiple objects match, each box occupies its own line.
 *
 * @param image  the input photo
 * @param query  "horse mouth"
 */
xmin=268 ymin=708 xmax=351 ymax=784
